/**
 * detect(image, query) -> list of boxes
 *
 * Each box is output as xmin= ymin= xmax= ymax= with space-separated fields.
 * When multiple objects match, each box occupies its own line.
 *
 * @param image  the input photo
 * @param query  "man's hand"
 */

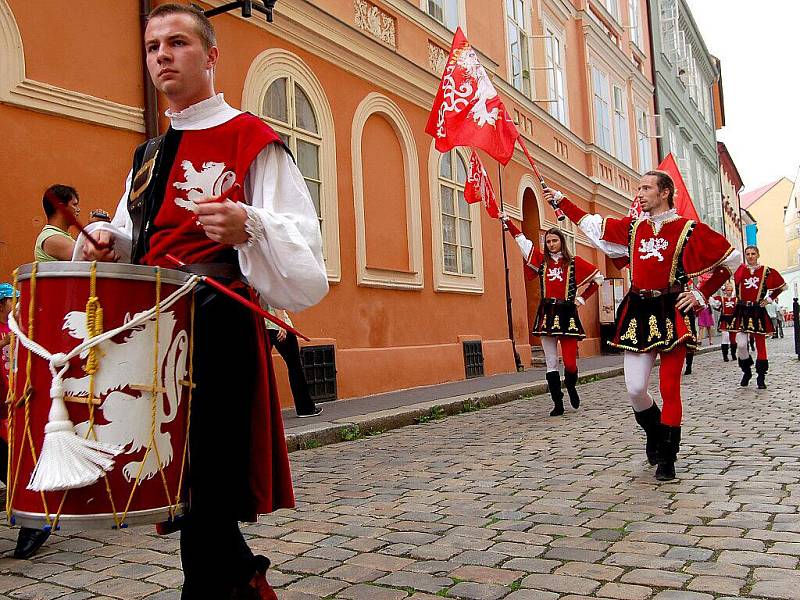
xmin=82 ymin=230 xmax=119 ymax=262
xmin=195 ymin=196 xmax=249 ymax=246
xmin=0 ymin=332 xmax=10 ymax=348
xmin=675 ymin=290 xmax=701 ymax=313
xmin=543 ymin=187 xmax=562 ymax=206
xmin=277 ymin=328 xmax=287 ymax=343
xmin=759 ymin=295 xmax=772 ymax=307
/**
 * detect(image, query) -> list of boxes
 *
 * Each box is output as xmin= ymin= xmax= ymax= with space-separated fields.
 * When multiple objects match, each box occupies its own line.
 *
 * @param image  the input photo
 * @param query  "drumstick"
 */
xmin=165 ymin=253 xmax=311 ymax=342
xmin=141 ymin=183 xmax=242 ymax=264
xmin=44 ymin=191 xmax=109 ymax=252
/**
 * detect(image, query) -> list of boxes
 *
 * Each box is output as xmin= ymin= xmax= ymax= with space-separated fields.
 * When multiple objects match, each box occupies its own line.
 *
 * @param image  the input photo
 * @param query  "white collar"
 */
xmin=747 ymin=263 xmax=761 ymax=272
xmin=549 ymin=252 xmax=563 ymax=262
xmin=643 ymin=208 xmax=678 ymax=223
xmin=165 ymin=93 xmax=241 ymax=130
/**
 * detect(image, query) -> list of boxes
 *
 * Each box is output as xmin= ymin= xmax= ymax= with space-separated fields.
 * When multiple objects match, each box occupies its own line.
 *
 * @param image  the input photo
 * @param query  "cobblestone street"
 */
xmin=2 ymin=337 xmax=799 ymax=599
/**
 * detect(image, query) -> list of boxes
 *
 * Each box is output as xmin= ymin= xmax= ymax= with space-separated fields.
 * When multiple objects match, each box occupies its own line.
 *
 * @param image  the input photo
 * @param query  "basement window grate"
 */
xmin=300 ymin=344 xmax=337 ymax=402
xmin=463 ymin=340 xmax=484 ymax=379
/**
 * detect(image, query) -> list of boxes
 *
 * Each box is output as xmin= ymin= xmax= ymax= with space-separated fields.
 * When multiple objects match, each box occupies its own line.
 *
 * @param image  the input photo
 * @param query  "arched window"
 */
xmin=242 ymin=49 xmax=340 ymax=282
xmin=262 ymin=77 xmax=323 ymax=221
xmin=438 ymin=149 xmax=473 ymax=275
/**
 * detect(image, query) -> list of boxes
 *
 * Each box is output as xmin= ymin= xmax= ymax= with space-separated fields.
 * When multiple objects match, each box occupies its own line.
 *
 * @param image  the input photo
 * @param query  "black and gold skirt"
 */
xmin=532 ymin=299 xmax=585 ymax=339
xmin=718 ymin=313 xmax=734 ymax=331
xmin=729 ymin=302 xmax=773 ymax=336
xmin=609 ymin=292 xmax=697 ymax=353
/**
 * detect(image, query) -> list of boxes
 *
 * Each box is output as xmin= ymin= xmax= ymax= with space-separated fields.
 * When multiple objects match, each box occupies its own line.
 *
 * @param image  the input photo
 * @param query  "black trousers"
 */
xmin=180 ymin=286 xmax=261 ymax=599
xmin=268 ymin=329 xmax=316 ymax=416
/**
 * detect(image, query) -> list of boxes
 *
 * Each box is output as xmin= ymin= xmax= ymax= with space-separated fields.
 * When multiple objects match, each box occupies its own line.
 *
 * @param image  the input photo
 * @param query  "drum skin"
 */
xmin=7 ymin=262 xmax=194 ymax=530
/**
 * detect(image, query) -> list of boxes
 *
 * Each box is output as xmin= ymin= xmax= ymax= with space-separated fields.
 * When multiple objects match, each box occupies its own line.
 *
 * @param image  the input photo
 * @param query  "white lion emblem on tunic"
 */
xmin=547 ymin=267 xmax=564 ymax=282
xmin=172 ymin=160 xmax=236 ymax=213
xmin=744 ymin=276 xmax=759 ymax=290
xmin=638 ymin=238 xmax=669 ymax=262
xmin=62 ymin=311 xmax=189 ymax=482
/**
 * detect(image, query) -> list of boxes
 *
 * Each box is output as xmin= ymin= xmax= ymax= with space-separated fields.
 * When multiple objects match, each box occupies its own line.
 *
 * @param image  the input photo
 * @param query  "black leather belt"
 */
xmin=543 ymin=298 xmax=571 ymax=306
xmin=179 ymin=262 xmax=242 ymax=281
xmin=630 ymin=284 xmax=684 ymax=298
xmin=737 ymin=300 xmax=758 ymax=308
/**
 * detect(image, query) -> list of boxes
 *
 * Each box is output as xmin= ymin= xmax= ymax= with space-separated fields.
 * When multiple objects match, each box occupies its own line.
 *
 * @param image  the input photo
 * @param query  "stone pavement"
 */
xmin=1 ymin=336 xmax=798 ymax=599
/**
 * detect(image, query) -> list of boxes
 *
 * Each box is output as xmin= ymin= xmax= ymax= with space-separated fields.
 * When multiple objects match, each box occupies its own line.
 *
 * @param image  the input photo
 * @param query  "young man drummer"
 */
xmin=729 ymin=246 xmax=786 ymax=388
xmin=546 ymin=171 xmax=740 ymax=481
xmin=83 ymin=4 xmax=328 ymax=598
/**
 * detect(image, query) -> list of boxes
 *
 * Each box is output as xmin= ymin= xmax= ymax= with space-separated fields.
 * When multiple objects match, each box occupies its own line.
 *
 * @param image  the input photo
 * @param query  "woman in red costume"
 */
xmin=501 ymin=217 xmax=603 ymax=416
xmin=730 ymin=246 xmax=786 ymax=388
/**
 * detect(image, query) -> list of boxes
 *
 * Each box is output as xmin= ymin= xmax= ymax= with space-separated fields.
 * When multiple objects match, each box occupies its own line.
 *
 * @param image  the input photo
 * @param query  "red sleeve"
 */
xmin=579 ymin=281 xmax=600 ymax=302
xmin=766 ymin=268 xmax=786 ymax=293
xmin=600 ymin=217 xmax=632 ymax=247
xmin=683 ymin=222 xmax=735 ymax=279
xmin=558 ymin=196 xmax=589 ymax=224
xmin=699 ymin=266 xmax=732 ymax=300
xmin=527 ymin=246 xmax=545 ymax=270
xmin=733 ymin=264 xmax=745 ymax=286
xmin=504 ymin=219 xmax=522 ymax=238
xmin=574 ymin=256 xmax=600 ymax=287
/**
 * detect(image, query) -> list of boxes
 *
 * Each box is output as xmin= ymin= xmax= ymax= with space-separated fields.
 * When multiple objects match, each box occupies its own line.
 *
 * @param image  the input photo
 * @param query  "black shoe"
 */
xmin=684 ymin=353 xmax=694 ymax=375
xmin=563 ymin=370 xmax=580 ymax=409
xmin=721 ymin=344 xmax=729 ymax=362
xmin=655 ymin=425 xmax=680 ymax=482
xmin=297 ymin=406 xmax=323 ymax=418
xmin=738 ymin=357 xmax=753 ymax=386
xmin=633 ymin=403 xmax=662 ymax=466
xmin=755 ymin=359 xmax=768 ymax=390
xmin=546 ymin=371 xmax=564 ymax=416
xmin=13 ymin=527 xmax=51 ymax=559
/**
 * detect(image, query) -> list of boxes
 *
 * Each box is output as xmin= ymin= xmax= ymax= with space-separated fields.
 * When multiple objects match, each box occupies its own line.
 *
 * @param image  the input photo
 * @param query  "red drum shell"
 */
xmin=7 ymin=262 xmax=194 ymax=530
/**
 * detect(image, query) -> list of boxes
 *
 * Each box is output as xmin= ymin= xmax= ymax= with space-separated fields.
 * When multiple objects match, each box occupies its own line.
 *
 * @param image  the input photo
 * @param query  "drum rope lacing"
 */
xmin=6 ymin=264 xmax=200 ymax=497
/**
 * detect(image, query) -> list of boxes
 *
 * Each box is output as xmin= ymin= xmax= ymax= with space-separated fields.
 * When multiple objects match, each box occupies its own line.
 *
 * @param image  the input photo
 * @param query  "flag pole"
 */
xmin=497 ymin=163 xmax=523 ymax=372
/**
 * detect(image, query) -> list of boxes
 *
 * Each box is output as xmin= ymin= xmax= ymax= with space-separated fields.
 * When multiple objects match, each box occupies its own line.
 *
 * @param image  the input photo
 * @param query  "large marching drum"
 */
xmin=5 ymin=261 xmax=197 ymax=530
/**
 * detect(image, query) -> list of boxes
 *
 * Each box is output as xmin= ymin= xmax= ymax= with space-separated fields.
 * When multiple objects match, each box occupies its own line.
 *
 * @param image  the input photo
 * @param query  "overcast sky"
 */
xmin=685 ymin=0 xmax=800 ymax=191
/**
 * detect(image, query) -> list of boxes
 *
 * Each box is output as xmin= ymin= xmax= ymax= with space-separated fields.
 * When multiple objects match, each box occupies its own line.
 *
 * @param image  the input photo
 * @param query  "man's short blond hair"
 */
xmin=148 ymin=3 xmax=216 ymax=50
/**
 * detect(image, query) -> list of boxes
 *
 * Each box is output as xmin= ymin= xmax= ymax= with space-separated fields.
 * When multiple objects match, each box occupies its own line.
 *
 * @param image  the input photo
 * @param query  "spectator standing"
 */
xmin=34 ymin=184 xmax=79 ymax=261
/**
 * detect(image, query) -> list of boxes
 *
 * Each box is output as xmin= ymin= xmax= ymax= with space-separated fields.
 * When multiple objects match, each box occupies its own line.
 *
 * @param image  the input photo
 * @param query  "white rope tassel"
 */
xmin=8 ymin=275 xmax=199 ymax=492
xmin=27 ymin=362 xmax=123 ymax=492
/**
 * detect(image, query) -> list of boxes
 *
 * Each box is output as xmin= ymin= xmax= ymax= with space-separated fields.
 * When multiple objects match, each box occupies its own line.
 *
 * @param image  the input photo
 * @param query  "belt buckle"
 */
xmin=652 ymin=290 xmax=662 ymax=298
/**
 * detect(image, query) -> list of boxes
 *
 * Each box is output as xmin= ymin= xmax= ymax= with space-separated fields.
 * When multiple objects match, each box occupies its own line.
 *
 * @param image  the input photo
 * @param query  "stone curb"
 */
xmin=285 ymin=344 xmax=720 ymax=452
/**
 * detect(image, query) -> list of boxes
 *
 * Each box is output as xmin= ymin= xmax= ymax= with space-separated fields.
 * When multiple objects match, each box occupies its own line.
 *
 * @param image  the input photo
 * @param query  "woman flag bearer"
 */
xmin=729 ymin=246 xmax=786 ymax=389
xmin=546 ymin=171 xmax=740 ymax=480
xmin=501 ymin=216 xmax=603 ymax=416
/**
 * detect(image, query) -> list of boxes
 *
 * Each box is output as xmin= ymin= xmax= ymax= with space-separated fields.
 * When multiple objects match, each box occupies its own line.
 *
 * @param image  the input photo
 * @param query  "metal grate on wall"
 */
xmin=300 ymin=344 xmax=337 ymax=403
xmin=462 ymin=340 xmax=484 ymax=379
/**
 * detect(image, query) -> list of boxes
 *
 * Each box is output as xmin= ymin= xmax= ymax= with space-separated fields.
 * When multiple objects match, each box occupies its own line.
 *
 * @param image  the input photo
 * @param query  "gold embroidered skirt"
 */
xmin=532 ymin=300 xmax=586 ymax=339
xmin=609 ymin=292 xmax=697 ymax=353
xmin=729 ymin=302 xmax=772 ymax=336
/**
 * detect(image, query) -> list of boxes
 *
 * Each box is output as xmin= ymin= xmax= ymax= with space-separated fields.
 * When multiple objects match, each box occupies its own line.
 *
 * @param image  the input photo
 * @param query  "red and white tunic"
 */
xmin=729 ymin=263 xmax=785 ymax=335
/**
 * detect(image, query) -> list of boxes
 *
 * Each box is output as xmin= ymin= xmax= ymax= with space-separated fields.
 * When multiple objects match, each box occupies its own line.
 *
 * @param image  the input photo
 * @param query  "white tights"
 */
xmin=735 ymin=332 xmax=750 ymax=360
xmin=541 ymin=336 xmax=560 ymax=372
xmin=623 ymin=350 xmax=656 ymax=412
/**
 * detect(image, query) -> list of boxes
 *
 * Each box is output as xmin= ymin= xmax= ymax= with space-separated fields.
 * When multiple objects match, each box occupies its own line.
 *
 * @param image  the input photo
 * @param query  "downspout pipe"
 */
xmin=140 ymin=0 xmax=159 ymax=139
xmin=645 ymin=0 xmax=663 ymax=162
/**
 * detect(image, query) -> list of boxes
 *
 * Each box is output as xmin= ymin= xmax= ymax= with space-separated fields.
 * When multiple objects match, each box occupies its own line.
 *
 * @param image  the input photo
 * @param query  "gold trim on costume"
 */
xmin=686 ymin=245 xmax=735 ymax=278
xmin=669 ymin=221 xmax=694 ymax=283
xmin=666 ymin=318 xmax=674 ymax=340
xmin=552 ymin=315 xmax=561 ymax=330
xmin=620 ymin=318 xmax=638 ymax=345
xmin=568 ymin=318 xmax=578 ymax=332
xmin=647 ymin=315 xmax=660 ymax=342
xmin=130 ymin=152 xmax=159 ymax=203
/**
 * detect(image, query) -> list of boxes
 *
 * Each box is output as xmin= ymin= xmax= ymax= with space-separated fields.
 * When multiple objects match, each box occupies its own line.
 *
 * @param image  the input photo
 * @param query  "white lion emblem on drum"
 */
xmin=62 ymin=310 xmax=188 ymax=482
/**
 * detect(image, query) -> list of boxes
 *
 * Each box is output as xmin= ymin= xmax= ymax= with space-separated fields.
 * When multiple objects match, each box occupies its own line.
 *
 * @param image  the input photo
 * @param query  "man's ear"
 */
xmin=207 ymin=45 xmax=219 ymax=70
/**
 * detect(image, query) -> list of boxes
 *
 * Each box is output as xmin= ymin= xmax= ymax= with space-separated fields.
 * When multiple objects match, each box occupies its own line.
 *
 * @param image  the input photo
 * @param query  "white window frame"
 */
xmin=428 ymin=143 xmax=484 ymax=293
xmin=628 ymin=0 xmax=642 ymax=48
xmin=592 ymin=66 xmax=612 ymax=153
xmin=543 ymin=20 xmax=569 ymax=127
xmin=506 ymin=0 xmax=532 ymax=96
xmin=600 ymin=0 xmax=620 ymax=22
xmin=422 ymin=0 xmax=460 ymax=30
xmin=612 ymin=83 xmax=632 ymax=166
xmin=635 ymin=105 xmax=651 ymax=173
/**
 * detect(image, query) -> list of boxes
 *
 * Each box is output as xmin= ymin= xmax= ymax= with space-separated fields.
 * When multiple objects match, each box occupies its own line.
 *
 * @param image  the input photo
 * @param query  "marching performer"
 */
xmin=501 ymin=217 xmax=602 ymax=415
xmin=730 ymin=246 xmax=786 ymax=388
xmin=546 ymin=170 xmax=740 ymax=480
xmin=81 ymin=5 xmax=328 ymax=599
xmin=711 ymin=280 xmax=738 ymax=362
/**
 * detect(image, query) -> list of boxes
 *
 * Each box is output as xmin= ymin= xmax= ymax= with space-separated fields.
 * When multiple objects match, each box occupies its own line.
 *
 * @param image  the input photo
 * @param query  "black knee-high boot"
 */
xmin=729 ymin=342 xmax=737 ymax=362
xmin=563 ymin=370 xmax=580 ymax=409
xmin=738 ymin=356 xmax=753 ymax=386
xmin=721 ymin=344 xmax=729 ymax=362
xmin=546 ymin=371 xmax=564 ymax=416
xmin=655 ymin=425 xmax=681 ymax=481
xmin=755 ymin=359 xmax=769 ymax=390
xmin=684 ymin=352 xmax=694 ymax=375
xmin=633 ymin=403 xmax=662 ymax=465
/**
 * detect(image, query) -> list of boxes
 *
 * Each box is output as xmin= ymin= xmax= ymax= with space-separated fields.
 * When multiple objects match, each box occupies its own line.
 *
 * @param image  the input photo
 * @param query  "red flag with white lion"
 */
xmin=425 ymin=28 xmax=520 ymax=165
xmin=464 ymin=150 xmax=500 ymax=218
